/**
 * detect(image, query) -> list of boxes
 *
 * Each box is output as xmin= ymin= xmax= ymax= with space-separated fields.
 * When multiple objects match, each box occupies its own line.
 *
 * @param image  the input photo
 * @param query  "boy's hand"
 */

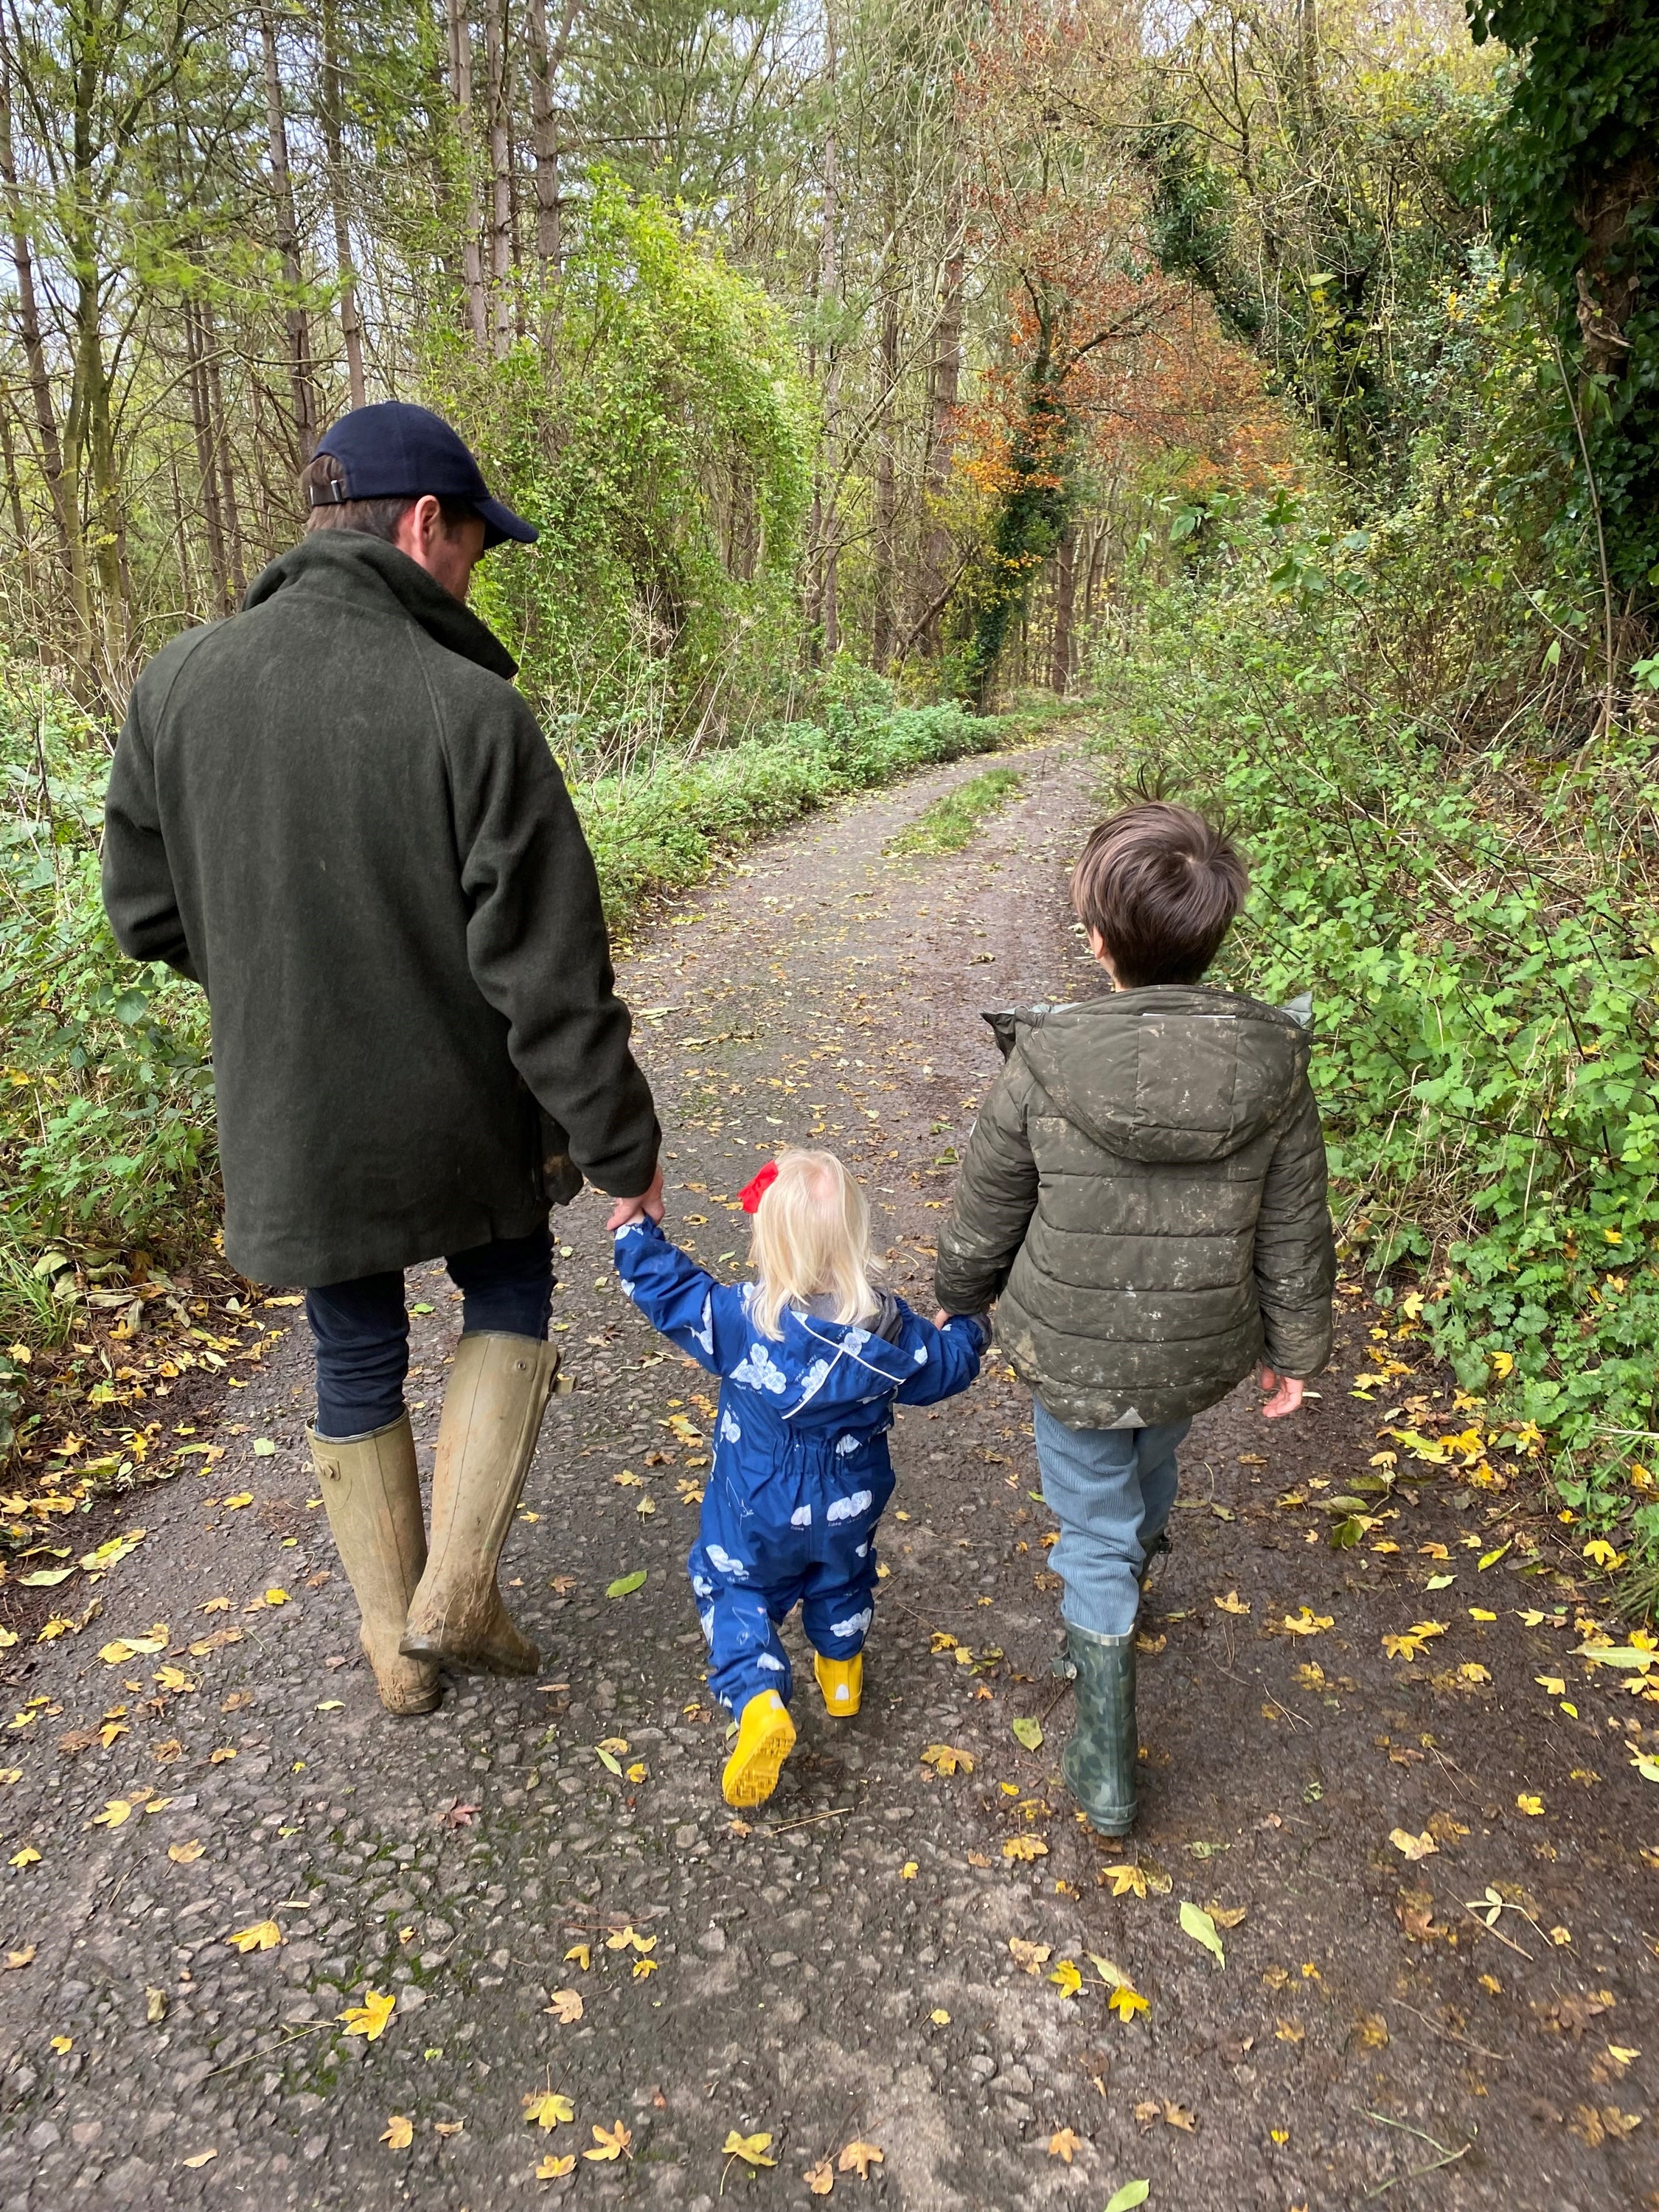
xmin=607 ymin=1164 xmax=666 ymax=1231
xmin=1259 ymin=1367 xmax=1304 ymax=1420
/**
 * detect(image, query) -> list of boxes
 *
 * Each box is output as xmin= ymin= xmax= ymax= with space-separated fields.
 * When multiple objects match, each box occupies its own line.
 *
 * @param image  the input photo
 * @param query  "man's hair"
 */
xmin=299 ymin=452 xmax=478 ymax=541
xmin=1070 ymin=801 xmax=1248 ymax=987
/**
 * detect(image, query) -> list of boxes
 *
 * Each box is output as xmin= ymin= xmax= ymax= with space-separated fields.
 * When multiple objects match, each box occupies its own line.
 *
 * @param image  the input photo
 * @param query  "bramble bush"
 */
xmin=1096 ymin=487 xmax=1659 ymax=1606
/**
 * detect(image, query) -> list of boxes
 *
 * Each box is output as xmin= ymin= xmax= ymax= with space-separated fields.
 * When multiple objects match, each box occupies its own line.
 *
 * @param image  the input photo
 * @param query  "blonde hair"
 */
xmin=749 ymin=1150 xmax=880 ymax=1340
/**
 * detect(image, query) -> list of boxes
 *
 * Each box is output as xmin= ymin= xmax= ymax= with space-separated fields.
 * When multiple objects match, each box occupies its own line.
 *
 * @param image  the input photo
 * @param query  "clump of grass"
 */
xmin=885 ymin=767 xmax=1025 ymax=857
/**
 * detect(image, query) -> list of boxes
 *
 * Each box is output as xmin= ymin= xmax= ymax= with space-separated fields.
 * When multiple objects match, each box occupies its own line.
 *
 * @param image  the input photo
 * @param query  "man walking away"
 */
xmin=102 ymin=403 xmax=662 ymax=1715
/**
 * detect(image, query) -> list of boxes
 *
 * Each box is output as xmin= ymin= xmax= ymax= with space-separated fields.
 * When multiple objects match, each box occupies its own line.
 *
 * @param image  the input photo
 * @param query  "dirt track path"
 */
xmin=1 ymin=732 xmax=1656 ymax=2211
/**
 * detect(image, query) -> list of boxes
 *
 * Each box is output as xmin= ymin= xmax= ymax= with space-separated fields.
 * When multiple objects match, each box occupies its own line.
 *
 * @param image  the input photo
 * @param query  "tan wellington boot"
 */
xmin=399 ymin=1332 xmax=557 ymax=1675
xmin=307 ymin=1416 xmax=442 ymax=1716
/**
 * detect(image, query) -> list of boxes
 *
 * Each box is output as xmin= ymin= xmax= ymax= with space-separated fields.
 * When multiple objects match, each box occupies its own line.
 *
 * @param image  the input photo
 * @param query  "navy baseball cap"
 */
xmin=310 ymin=400 xmax=538 ymax=549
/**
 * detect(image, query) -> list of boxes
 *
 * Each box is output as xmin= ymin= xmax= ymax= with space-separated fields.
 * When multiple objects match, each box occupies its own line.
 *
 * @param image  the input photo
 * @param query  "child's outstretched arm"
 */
xmin=612 ymin=1216 xmax=750 ymax=1374
xmin=894 ymin=1308 xmax=989 ymax=1408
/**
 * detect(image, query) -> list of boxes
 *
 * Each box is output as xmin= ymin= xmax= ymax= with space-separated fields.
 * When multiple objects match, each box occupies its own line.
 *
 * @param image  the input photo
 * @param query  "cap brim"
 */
xmin=477 ymin=495 xmax=538 ymax=549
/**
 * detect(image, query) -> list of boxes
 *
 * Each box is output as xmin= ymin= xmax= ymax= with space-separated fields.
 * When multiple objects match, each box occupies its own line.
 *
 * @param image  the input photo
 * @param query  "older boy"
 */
xmin=936 ymin=801 xmax=1334 ymax=1832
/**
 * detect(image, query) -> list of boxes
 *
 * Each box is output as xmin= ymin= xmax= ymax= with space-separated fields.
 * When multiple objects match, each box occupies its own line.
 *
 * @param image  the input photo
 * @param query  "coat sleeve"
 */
xmin=933 ymin=1054 xmax=1040 ymax=1314
xmin=448 ymin=693 xmax=659 ymax=1197
xmin=1253 ymin=1073 xmax=1336 ymax=1379
xmin=613 ymin=1219 xmax=750 ymax=1374
xmin=893 ymin=1309 xmax=987 ymax=1407
xmin=101 ymin=693 xmax=201 ymax=984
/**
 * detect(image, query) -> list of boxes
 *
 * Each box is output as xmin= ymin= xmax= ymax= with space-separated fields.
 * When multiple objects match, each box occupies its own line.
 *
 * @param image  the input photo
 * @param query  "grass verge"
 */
xmin=883 ymin=768 xmax=1026 ymax=858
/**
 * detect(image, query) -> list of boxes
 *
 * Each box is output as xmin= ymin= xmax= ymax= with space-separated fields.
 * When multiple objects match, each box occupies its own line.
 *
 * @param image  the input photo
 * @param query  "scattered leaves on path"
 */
xmin=523 ymin=2092 xmax=575 ymax=2131
xmin=380 ymin=2115 xmax=412 ymax=2150
xmin=1389 ymin=1829 xmax=1439 ymax=1862
xmin=838 ymin=2141 xmax=883 ymax=2178
xmin=921 ymin=1743 xmax=973 ymax=1774
xmin=546 ymin=1989 xmax=583 ymax=2023
xmin=1009 ymin=1938 xmax=1051 ymax=1974
xmin=1048 ymin=2127 xmax=1082 ymax=2163
xmin=535 ymin=2154 xmax=576 ymax=2179
xmin=584 ymin=2121 xmax=631 ymax=2161
xmin=1049 ymin=1958 xmax=1082 ymax=1999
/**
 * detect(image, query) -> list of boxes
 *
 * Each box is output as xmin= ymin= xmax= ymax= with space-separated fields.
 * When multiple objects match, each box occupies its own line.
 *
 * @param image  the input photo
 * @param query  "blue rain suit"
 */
xmin=613 ymin=1218 xmax=986 ymax=1714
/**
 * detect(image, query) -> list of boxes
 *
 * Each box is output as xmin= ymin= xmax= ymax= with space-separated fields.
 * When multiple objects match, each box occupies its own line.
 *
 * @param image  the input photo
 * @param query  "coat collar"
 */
xmin=242 ymin=529 xmax=518 ymax=681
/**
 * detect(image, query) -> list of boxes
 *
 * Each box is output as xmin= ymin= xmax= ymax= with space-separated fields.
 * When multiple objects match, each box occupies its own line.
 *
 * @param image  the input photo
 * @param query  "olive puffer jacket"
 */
xmin=934 ymin=987 xmax=1335 ymax=1429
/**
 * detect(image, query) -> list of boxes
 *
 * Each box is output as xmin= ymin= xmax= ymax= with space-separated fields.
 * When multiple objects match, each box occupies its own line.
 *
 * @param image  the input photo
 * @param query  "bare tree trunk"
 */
xmin=0 ymin=400 xmax=29 ymax=567
xmin=485 ymin=0 xmax=512 ymax=358
xmin=448 ymin=0 xmax=489 ymax=351
xmin=204 ymin=336 xmax=246 ymax=594
xmin=817 ymin=0 xmax=840 ymax=659
xmin=320 ymin=0 xmax=366 ymax=409
xmin=871 ymin=268 xmax=899 ymax=667
xmin=260 ymin=4 xmax=319 ymax=462
xmin=527 ymin=0 xmax=577 ymax=274
xmin=918 ymin=212 xmax=964 ymax=657
xmin=0 ymin=42 xmax=71 ymax=571
xmin=1049 ymin=524 xmax=1075 ymax=693
xmin=184 ymin=290 xmax=230 ymax=607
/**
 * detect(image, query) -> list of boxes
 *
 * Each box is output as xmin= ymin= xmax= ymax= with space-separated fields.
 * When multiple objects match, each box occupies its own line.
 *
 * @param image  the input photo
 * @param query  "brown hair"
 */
xmin=1070 ymin=801 xmax=1248 ymax=987
xmin=299 ymin=451 xmax=477 ymax=542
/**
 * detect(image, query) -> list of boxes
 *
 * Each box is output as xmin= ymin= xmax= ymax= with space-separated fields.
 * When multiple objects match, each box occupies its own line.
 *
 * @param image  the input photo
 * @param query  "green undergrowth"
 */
xmin=1093 ymin=520 xmax=1659 ymax=1613
xmin=0 ymin=659 xmax=1045 ymax=1441
xmin=883 ymin=768 xmax=1026 ymax=858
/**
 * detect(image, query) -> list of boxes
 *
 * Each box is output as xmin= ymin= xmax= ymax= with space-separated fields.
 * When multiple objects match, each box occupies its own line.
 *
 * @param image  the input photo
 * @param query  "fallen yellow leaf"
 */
xmin=838 ymin=2140 xmax=883 ymax=2178
xmin=584 ymin=2120 xmax=631 ymax=2162
xmin=225 ymin=1919 xmax=282 ymax=1953
xmin=338 ymin=1988 xmax=397 ymax=2040
xmin=1517 ymin=1792 xmax=1545 ymax=1816
xmin=535 ymin=2154 xmax=576 ymax=2179
xmin=380 ymin=2114 xmax=413 ymax=2150
xmin=90 ymin=1798 xmax=133 ymax=1829
xmin=167 ymin=1839 xmax=204 ymax=1865
xmin=546 ymin=1989 xmax=583 ymax=2024
xmin=522 ymin=2091 xmax=576 ymax=2131
xmin=1048 ymin=2126 xmax=1082 ymax=2163
xmin=723 ymin=2131 xmax=777 ymax=2168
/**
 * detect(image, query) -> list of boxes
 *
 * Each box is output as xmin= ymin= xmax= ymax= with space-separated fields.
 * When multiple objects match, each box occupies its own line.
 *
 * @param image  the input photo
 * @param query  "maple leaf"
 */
xmin=1107 ymin=1984 xmax=1149 ymax=2022
xmin=1279 ymin=1607 xmax=1333 ymax=1637
xmin=90 ymin=1798 xmax=133 ymax=1829
xmin=4 ymin=1946 xmax=34 ymax=1969
xmin=1048 ymin=2127 xmax=1082 ymax=2163
xmin=167 ymin=1839 xmax=204 ymax=1865
xmin=723 ymin=2132 xmax=777 ymax=2168
xmin=564 ymin=1943 xmax=591 ymax=1970
xmin=380 ymin=2115 xmax=413 ymax=2150
xmin=921 ymin=1742 xmax=974 ymax=1775
xmin=338 ymin=1988 xmax=396 ymax=2041
xmin=442 ymin=1798 xmax=479 ymax=1829
xmin=522 ymin=2091 xmax=575 ymax=2130
xmin=1008 ymin=1938 xmax=1051 ymax=1974
xmin=1162 ymin=2102 xmax=1196 ymax=2132
xmin=225 ymin=1919 xmax=282 ymax=1952
xmin=805 ymin=2157 xmax=835 ymax=2194
xmin=1101 ymin=1863 xmax=1148 ymax=1898
xmin=1212 ymin=1590 xmax=1250 ymax=1614
xmin=535 ymin=2154 xmax=576 ymax=2179
xmin=1388 ymin=1828 xmax=1438 ymax=1862
xmin=632 ymin=1956 xmax=658 ymax=1980
xmin=545 ymin=1989 xmax=583 ymax=2023
xmin=1001 ymin=1834 xmax=1048 ymax=1862
xmin=838 ymin=2141 xmax=883 ymax=2178
xmin=583 ymin=2121 xmax=631 ymax=2162
xmin=1049 ymin=1958 xmax=1083 ymax=1999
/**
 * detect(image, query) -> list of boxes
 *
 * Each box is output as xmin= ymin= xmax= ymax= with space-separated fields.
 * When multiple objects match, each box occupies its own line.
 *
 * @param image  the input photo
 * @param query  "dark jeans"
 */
xmin=306 ymin=1228 xmax=554 ymax=1439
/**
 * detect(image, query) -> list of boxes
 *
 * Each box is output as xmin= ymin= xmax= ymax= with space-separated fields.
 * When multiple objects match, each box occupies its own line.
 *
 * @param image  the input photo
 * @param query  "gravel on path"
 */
xmin=0 ymin=736 xmax=1655 ymax=2211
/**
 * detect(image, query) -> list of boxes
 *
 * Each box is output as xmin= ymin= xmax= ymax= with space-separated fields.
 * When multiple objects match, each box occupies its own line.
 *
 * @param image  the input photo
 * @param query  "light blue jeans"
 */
xmin=1032 ymin=1399 xmax=1192 ymax=1638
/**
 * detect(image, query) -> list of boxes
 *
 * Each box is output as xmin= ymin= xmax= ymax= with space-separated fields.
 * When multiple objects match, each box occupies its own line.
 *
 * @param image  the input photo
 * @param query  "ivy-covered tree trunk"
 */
xmin=965 ymin=301 xmax=1075 ymax=711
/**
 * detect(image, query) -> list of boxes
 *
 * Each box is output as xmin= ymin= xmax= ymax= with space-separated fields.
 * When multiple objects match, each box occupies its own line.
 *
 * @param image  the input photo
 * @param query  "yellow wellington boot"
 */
xmin=721 ymin=1690 xmax=797 ymax=1809
xmin=400 ymin=1332 xmax=558 ymax=1676
xmin=307 ymin=1416 xmax=441 ymax=1716
xmin=814 ymin=1652 xmax=862 ymax=1717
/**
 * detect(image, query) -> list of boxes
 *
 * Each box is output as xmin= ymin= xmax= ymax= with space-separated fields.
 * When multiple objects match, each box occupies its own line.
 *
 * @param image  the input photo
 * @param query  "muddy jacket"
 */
xmin=102 ymin=531 xmax=659 ymax=1286
xmin=933 ymin=987 xmax=1335 ymax=1428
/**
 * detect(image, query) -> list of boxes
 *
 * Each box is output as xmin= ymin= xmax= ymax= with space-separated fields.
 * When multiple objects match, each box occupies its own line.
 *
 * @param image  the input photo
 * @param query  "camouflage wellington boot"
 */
xmin=1059 ymin=1622 xmax=1138 ymax=1834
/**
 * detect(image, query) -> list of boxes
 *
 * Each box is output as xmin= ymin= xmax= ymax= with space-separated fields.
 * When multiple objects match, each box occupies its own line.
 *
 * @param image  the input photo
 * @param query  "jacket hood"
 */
xmin=242 ymin=529 xmax=518 ymax=682
xmin=991 ymin=987 xmax=1310 ymax=1165
xmin=742 ymin=1294 xmax=928 ymax=1422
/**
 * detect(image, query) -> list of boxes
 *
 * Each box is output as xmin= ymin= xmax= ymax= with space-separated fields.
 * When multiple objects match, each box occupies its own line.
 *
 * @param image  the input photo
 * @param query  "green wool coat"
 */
xmin=102 ymin=531 xmax=659 ymax=1287
xmin=934 ymin=987 xmax=1335 ymax=1429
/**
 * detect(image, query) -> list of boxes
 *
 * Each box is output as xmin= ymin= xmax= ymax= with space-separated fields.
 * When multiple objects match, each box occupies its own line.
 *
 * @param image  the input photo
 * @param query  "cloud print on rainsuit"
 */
xmin=612 ymin=1216 xmax=986 ymax=1714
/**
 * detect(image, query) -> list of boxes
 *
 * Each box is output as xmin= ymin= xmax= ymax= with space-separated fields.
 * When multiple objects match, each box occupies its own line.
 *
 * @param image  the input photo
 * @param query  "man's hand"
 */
xmin=1259 ymin=1367 xmax=1304 ymax=1420
xmin=606 ymin=1164 xmax=665 ymax=1231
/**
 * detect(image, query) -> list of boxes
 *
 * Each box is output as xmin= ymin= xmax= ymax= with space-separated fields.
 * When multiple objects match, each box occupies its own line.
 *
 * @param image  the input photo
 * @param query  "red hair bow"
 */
xmin=738 ymin=1161 xmax=779 ymax=1214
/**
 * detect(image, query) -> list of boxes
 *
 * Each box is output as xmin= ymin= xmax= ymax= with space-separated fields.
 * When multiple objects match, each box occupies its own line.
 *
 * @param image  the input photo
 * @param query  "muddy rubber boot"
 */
xmin=399 ymin=1332 xmax=557 ymax=1675
xmin=307 ymin=1416 xmax=442 ymax=1716
xmin=1060 ymin=1621 xmax=1138 ymax=1834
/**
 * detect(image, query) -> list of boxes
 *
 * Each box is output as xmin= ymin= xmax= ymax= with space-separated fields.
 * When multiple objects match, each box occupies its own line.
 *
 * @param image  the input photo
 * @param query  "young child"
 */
xmin=935 ymin=801 xmax=1334 ymax=1834
xmin=613 ymin=1150 xmax=987 ymax=1808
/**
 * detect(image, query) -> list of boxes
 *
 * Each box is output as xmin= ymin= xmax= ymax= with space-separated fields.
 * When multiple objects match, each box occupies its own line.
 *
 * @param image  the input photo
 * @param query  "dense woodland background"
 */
xmin=4 ymin=1 xmax=1659 ymax=1601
